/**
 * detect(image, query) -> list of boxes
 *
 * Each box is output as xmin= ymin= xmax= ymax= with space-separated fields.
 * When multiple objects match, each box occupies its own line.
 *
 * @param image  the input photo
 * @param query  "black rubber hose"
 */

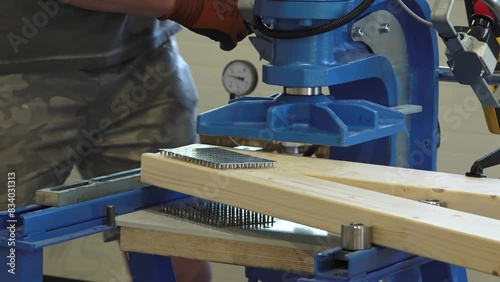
xmin=253 ymin=0 xmax=375 ymax=39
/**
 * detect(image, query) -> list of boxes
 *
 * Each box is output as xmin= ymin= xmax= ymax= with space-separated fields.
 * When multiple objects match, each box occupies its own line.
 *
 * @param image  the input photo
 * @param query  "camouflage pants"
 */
xmin=0 ymin=36 xmax=199 ymax=210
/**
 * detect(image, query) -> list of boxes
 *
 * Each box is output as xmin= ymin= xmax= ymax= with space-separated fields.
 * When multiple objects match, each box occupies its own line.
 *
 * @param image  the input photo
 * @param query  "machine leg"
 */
xmin=126 ymin=252 xmax=176 ymax=282
xmin=0 ymin=248 xmax=43 ymax=282
xmin=420 ymin=261 xmax=468 ymax=282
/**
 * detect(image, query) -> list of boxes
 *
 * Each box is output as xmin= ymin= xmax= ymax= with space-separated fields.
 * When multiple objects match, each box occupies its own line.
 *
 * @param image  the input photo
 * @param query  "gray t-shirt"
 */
xmin=0 ymin=0 xmax=181 ymax=74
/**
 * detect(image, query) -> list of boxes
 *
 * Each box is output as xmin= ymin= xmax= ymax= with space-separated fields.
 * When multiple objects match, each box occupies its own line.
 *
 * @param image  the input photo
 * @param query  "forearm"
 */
xmin=63 ymin=0 xmax=249 ymax=51
xmin=64 ymin=0 xmax=175 ymax=18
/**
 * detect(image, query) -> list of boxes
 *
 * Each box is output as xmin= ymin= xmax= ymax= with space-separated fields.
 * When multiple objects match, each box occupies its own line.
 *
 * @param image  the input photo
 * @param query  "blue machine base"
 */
xmin=245 ymin=246 xmax=468 ymax=282
xmin=197 ymin=94 xmax=405 ymax=147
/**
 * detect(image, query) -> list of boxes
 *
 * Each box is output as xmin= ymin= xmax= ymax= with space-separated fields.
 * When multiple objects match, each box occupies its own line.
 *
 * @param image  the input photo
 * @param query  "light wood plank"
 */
xmin=140 ymin=151 xmax=500 ymax=276
xmin=170 ymin=145 xmax=500 ymax=220
xmin=121 ymin=228 xmax=317 ymax=273
xmin=301 ymin=162 xmax=500 ymax=220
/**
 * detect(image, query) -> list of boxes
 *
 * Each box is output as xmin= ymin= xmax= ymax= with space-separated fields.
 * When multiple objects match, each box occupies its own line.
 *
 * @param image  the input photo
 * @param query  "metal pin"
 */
xmin=379 ymin=22 xmax=390 ymax=33
xmin=103 ymin=205 xmax=120 ymax=242
xmin=352 ymin=26 xmax=364 ymax=38
xmin=341 ymin=223 xmax=372 ymax=251
xmin=106 ymin=205 xmax=116 ymax=227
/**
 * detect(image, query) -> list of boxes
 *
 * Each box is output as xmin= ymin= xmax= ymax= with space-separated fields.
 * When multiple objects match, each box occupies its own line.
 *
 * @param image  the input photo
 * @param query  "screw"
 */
xmin=379 ymin=23 xmax=390 ymax=33
xmin=352 ymin=26 xmax=364 ymax=38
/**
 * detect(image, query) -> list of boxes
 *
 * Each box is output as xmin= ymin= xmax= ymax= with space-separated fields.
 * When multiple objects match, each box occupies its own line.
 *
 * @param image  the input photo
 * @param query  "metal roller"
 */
xmin=341 ymin=223 xmax=373 ymax=251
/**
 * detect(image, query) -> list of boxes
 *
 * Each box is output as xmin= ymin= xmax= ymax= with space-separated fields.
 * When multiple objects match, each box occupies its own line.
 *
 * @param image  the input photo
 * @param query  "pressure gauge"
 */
xmin=222 ymin=60 xmax=258 ymax=98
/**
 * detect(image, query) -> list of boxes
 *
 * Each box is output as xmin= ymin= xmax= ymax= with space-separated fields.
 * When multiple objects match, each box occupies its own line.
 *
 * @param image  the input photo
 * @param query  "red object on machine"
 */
xmin=474 ymin=0 xmax=495 ymax=19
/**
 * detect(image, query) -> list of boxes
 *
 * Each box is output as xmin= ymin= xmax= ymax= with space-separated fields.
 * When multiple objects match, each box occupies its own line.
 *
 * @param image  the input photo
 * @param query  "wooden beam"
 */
xmin=121 ymin=228 xmax=317 ymax=273
xmin=117 ymin=209 xmax=329 ymax=273
xmin=140 ymin=151 xmax=500 ymax=276
xmin=167 ymin=146 xmax=500 ymax=220
xmin=289 ymin=154 xmax=500 ymax=220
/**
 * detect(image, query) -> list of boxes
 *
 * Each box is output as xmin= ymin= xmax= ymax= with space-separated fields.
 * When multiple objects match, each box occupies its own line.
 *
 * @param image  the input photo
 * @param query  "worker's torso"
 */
xmin=0 ymin=0 xmax=181 ymax=74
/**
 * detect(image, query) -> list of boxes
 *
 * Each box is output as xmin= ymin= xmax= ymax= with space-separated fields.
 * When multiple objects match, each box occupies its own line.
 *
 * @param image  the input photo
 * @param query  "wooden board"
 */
xmin=158 ymin=144 xmax=500 ymax=220
xmin=140 ymin=148 xmax=500 ymax=276
xmin=117 ymin=208 xmax=330 ymax=273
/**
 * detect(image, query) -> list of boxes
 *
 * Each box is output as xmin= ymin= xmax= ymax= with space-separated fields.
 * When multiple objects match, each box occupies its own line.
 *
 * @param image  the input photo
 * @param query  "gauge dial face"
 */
xmin=222 ymin=60 xmax=258 ymax=97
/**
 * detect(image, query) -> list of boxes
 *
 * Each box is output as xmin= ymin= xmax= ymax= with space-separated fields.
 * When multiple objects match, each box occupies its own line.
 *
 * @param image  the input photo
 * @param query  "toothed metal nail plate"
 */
xmin=159 ymin=147 xmax=275 ymax=169
xmin=161 ymin=198 xmax=275 ymax=228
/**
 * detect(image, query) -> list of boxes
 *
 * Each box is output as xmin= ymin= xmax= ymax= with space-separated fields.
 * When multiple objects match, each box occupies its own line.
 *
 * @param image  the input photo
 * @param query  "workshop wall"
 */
xmin=43 ymin=1 xmax=500 ymax=281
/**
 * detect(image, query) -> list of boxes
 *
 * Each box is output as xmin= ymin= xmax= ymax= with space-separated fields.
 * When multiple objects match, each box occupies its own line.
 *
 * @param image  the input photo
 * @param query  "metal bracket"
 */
xmin=351 ymin=10 xmax=414 ymax=168
xmin=465 ymin=147 xmax=500 ymax=178
xmin=432 ymin=0 xmax=500 ymax=108
xmin=351 ymin=10 xmax=410 ymax=105
xmin=35 ymin=168 xmax=147 ymax=207
xmin=431 ymin=0 xmax=464 ymax=55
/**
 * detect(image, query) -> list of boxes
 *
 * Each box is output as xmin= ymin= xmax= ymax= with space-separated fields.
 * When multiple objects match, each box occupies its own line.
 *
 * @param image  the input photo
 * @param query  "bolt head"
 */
xmin=352 ymin=26 xmax=364 ymax=38
xmin=379 ymin=23 xmax=390 ymax=33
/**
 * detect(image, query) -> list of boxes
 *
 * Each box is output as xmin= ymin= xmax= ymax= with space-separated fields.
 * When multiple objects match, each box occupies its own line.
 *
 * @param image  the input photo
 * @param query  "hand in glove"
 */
xmin=159 ymin=0 xmax=249 ymax=51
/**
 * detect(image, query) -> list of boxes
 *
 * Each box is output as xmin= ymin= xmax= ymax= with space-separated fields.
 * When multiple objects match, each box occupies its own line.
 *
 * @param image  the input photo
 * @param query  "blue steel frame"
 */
xmin=198 ymin=0 xmax=408 ymax=150
xmin=246 ymin=247 xmax=468 ymax=282
xmin=325 ymin=0 xmax=440 ymax=170
xmin=198 ymin=0 xmax=440 ymax=171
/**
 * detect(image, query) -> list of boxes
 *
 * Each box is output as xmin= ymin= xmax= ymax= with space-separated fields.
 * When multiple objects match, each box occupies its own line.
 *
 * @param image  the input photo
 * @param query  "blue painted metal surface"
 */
xmin=254 ymin=0 xmax=374 ymax=87
xmin=127 ymin=252 xmax=176 ymax=282
xmin=0 ymin=187 xmax=184 ymax=250
xmin=0 ymin=248 xmax=44 ymax=282
xmin=294 ymin=247 xmax=467 ymax=282
xmin=328 ymin=0 xmax=440 ymax=170
xmin=244 ymin=246 xmax=467 ymax=282
xmin=198 ymin=93 xmax=405 ymax=147
xmin=420 ymin=261 xmax=468 ymax=282
xmin=197 ymin=0 xmax=439 ymax=171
